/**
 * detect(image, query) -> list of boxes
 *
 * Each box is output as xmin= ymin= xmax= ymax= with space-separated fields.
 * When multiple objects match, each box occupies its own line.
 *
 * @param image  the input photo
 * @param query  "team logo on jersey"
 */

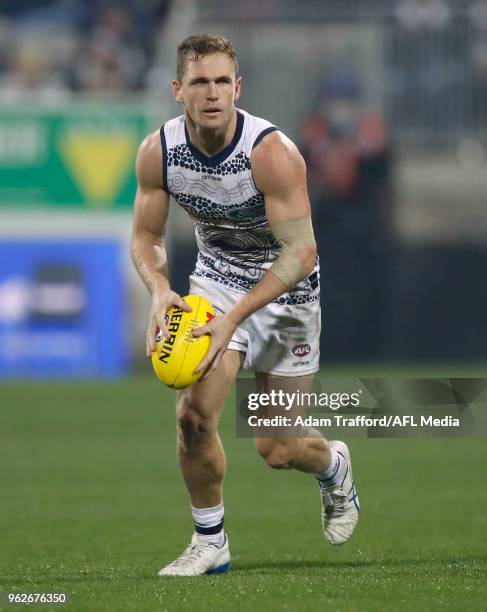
xmin=292 ymin=343 xmax=311 ymax=357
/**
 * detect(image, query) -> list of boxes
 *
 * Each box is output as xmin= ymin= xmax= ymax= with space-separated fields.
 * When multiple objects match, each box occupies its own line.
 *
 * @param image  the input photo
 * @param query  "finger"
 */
xmin=157 ymin=315 xmax=170 ymax=339
xmin=178 ymin=297 xmax=193 ymax=313
xmin=200 ymin=350 xmax=223 ymax=381
xmin=199 ymin=350 xmax=222 ymax=381
xmin=192 ymin=322 xmax=210 ymax=338
xmin=195 ymin=345 xmax=217 ymax=374
xmin=147 ymin=320 xmax=157 ymax=356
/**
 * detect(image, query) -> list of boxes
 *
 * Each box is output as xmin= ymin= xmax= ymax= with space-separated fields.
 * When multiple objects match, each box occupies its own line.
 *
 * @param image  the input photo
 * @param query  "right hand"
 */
xmin=146 ymin=289 xmax=192 ymax=357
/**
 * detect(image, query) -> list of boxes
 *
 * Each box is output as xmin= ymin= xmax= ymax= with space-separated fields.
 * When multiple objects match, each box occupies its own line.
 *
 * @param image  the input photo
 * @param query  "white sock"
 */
xmin=192 ymin=502 xmax=225 ymax=547
xmin=314 ymin=447 xmax=348 ymax=487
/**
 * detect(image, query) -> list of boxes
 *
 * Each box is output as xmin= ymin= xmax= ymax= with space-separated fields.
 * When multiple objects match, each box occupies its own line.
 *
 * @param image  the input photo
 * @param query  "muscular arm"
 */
xmin=131 ymin=131 xmax=190 ymax=355
xmin=131 ymin=131 xmax=170 ymax=295
xmin=226 ymin=131 xmax=317 ymax=326
xmin=194 ymin=131 xmax=317 ymax=376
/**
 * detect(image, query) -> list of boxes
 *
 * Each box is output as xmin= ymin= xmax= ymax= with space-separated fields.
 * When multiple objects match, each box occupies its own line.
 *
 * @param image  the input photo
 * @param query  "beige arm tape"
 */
xmin=269 ymin=216 xmax=316 ymax=290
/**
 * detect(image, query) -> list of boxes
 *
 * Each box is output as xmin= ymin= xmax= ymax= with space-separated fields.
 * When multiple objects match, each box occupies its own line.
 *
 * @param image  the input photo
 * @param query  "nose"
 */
xmin=206 ymin=81 xmax=218 ymax=100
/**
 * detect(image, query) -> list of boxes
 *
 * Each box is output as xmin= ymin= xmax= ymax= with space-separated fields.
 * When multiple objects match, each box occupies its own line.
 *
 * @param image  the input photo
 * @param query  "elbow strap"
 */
xmin=269 ymin=216 xmax=316 ymax=290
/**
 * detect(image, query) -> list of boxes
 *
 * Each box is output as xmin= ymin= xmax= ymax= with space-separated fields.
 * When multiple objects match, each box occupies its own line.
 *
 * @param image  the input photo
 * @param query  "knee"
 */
xmin=177 ymin=396 xmax=215 ymax=449
xmin=255 ymin=438 xmax=297 ymax=470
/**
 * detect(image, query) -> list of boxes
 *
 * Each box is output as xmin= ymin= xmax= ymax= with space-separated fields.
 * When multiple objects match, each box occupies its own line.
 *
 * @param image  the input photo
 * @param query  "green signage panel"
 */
xmin=0 ymin=103 xmax=151 ymax=209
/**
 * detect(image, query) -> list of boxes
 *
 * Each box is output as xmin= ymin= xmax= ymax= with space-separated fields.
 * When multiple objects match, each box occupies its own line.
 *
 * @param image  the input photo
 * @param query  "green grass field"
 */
xmin=1 ymin=374 xmax=486 ymax=611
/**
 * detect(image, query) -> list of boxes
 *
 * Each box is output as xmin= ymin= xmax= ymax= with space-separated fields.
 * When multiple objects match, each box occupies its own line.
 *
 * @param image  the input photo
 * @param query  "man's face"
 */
xmin=172 ymin=52 xmax=241 ymax=129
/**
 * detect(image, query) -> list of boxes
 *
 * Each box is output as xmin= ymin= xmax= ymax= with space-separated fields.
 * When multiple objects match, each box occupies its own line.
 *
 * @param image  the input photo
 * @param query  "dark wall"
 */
xmin=384 ymin=245 xmax=487 ymax=363
xmin=320 ymin=242 xmax=487 ymax=364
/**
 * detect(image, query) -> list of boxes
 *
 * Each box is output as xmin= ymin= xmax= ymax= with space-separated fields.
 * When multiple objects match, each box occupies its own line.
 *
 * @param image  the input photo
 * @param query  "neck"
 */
xmin=185 ymin=110 xmax=237 ymax=157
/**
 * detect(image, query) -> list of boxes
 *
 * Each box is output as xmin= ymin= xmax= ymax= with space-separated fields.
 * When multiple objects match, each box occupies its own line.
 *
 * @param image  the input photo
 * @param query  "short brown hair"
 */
xmin=177 ymin=34 xmax=239 ymax=81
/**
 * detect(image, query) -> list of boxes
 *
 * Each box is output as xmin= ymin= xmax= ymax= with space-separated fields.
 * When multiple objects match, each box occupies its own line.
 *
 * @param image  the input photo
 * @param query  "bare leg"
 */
xmin=176 ymin=349 xmax=244 ymax=507
xmin=253 ymin=372 xmax=331 ymax=472
xmin=251 ymin=373 xmax=360 ymax=549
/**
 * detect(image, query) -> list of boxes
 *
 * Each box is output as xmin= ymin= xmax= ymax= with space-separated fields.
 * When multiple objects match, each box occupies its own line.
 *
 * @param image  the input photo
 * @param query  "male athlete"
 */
xmin=131 ymin=34 xmax=359 ymax=577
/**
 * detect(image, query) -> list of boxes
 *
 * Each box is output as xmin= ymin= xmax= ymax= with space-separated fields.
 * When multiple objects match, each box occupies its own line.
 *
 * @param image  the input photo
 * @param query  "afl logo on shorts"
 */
xmin=292 ymin=343 xmax=311 ymax=357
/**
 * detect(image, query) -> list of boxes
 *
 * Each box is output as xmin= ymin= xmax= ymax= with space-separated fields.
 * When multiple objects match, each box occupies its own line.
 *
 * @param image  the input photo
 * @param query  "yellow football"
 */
xmin=151 ymin=294 xmax=215 ymax=389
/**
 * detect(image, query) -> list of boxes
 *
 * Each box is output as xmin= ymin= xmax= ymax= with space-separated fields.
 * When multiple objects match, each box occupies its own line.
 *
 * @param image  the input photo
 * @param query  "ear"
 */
xmin=172 ymin=79 xmax=183 ymax=103
xmin=234 ymin=76 xmax=242 ymax=101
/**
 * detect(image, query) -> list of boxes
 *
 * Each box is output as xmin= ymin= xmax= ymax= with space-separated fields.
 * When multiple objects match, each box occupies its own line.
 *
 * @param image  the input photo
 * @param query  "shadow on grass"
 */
xmin=2 ymin=554 xmax=486 ymax=584
xmin=234 ymin=553 xmax=487 ymax=573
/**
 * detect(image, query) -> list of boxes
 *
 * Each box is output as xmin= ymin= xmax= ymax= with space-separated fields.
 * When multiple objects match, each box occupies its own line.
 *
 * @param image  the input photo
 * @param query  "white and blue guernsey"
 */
xmin=160 ymin=108 xmax=319 ymax=305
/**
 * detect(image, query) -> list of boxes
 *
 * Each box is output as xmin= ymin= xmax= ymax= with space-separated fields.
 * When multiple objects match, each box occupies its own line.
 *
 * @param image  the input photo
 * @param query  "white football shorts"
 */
xmin=189 ymin=275 xmax=321 ymax=376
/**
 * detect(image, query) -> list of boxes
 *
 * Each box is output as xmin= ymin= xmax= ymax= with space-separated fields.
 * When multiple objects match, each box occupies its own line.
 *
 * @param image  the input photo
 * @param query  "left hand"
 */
xmin=192 ymin=314 xmax=238 ymax=381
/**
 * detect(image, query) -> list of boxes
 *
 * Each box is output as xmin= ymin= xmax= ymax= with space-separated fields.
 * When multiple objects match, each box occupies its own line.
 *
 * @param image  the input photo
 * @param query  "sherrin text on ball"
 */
xmin=151 ymin=294 xmax=215 ymax=389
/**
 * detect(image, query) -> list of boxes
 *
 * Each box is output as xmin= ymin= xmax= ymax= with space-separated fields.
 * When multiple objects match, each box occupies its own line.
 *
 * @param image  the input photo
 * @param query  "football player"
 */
xmin=131 ymin=33 xmax=359 ymax=576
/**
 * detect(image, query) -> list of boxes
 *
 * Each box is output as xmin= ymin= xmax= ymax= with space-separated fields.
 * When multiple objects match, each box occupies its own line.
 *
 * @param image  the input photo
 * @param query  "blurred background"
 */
xmin=3 ymin=6 xmax=486 ymax=607
xmin=1 ymin=0 xmax=487 ymax=378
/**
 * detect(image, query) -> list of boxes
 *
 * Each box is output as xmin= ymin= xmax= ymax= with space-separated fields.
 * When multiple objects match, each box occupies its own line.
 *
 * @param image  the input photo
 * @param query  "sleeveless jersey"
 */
xmin=160 ymin=108 xmax=319 ymax=305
